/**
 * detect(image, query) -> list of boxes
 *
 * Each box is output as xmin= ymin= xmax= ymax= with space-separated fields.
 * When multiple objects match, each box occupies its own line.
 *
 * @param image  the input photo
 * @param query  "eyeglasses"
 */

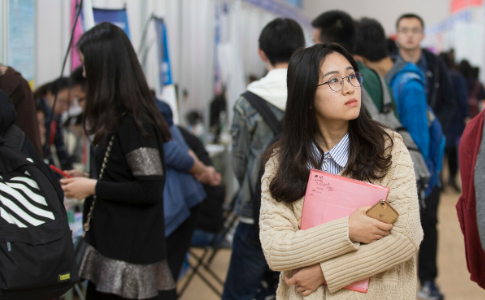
xmin=317 ymin=72 xmax=363 ymax=92
xmin=398 ymin=28 xmax=423 ymax=34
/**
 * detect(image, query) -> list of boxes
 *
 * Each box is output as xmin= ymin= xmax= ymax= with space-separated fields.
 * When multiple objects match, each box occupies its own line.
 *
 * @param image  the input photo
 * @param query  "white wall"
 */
xmin=0 ymin=0 xmax=8 ymax=64
xmin=36 ymin=0 xmax=71 ymax=86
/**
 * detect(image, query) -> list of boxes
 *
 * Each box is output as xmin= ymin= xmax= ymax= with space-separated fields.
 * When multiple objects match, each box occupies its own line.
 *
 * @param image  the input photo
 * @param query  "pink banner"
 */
xmin=450 ymin=0 xmax=483 ymax=13
xmin=71 ymin=0 xmax=84 ymax=71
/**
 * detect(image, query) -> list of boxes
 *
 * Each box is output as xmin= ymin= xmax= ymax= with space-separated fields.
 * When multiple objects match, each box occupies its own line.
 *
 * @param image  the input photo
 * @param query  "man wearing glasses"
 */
xmin=394 ymin=14 xmax=455 ymax=129
xmin=394 ymin=14 xmax=454 ymax=300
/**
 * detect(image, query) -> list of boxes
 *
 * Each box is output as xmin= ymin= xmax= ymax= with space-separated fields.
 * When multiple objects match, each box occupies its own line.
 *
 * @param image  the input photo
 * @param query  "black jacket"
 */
xmin=85 ymin=115 xmax=168 ymax=264
xmin=422 ymin=49 xmax=456 ymax=129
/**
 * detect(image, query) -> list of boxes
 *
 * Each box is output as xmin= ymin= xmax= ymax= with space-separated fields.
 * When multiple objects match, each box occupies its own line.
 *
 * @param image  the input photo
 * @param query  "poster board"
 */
xmin=8 ymin=0 xmax=35 ymax=89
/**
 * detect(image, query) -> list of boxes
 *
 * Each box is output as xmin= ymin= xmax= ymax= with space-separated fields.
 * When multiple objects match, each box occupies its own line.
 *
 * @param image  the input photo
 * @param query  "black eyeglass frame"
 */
xmin=317 ymin=72 xmax=364 ymax=92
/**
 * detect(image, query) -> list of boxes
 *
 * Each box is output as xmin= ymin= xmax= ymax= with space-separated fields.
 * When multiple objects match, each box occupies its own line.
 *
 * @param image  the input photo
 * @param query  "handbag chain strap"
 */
xmin=83 ymin=135 xmax=115 ymax=235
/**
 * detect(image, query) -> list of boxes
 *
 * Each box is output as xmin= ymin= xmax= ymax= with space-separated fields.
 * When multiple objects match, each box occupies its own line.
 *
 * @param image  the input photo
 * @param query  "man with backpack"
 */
xmin=394 ymin=14 xmax=454 ymax=300
xmin=354 ymin=18 xmax=445 ymax=300
xmin=223 ymin=18 xmax=305 ymax=300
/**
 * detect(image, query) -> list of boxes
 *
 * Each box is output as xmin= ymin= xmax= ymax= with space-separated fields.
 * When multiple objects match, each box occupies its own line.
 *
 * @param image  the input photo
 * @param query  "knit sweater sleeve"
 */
xmin=259 ymin=154 xmax=360 ymax=272
xmin=320 ymin=133 xmax=424 ymax=293
xmin=96 ymin=120 xmax=165 ymax=205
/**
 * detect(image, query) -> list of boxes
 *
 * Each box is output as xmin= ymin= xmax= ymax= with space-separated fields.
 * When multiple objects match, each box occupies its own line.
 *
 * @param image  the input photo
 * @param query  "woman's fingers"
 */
xmin=285 ymin=275 xmax=297 ymax=286
xmin=375 ymin=227 xmax=390 ymax=237
xmin=374 ymin=219 xmax=393 ymax=231
xmin=296 ymin=286 xmax=306 ymax=293
xmin=60 ymin=178 xmax=75 ymax=185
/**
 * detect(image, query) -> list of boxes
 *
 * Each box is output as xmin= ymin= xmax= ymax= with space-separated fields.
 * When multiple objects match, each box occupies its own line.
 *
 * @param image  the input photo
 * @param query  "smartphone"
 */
xmin=49 ymin=165 xmax=73 ymax=178
xmin=366 ymin=199 xmax=399 ymax=224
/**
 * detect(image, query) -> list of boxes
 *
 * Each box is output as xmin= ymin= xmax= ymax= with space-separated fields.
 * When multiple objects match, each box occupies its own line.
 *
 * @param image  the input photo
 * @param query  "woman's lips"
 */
xmin=345 ymin=99 xmax=358 ymax=106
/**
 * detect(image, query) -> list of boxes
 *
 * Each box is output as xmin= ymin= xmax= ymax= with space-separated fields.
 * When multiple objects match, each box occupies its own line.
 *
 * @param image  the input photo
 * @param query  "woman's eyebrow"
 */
xmin=323 ymin=66 xmax=354 ymax=79
xmin=323 ymin=70 xmax=338 ymax=78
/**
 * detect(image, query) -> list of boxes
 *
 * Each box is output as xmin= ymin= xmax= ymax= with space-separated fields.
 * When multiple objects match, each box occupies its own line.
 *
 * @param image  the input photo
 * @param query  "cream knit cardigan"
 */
xmin=259 ymin=131 xmax=423 ymax=299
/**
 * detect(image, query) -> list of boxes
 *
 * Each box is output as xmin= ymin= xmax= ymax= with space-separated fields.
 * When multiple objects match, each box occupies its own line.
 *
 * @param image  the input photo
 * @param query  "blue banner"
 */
xmin=92 ymin=7 xmax=131 ymax=39
xmin=154 ymin=17 xmax=173 ymax=90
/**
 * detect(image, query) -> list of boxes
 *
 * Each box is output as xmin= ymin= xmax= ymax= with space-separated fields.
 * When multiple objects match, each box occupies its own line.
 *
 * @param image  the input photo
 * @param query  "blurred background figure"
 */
xmin=34 ymin=77 xmax=73 ymax=170
xmin=0 ymin=63 xmax=42 ymax=154
xmin=459 ymin=59 xmax=485 ymax=119
xmin=439 ymin=51 xmax=469 ymax=193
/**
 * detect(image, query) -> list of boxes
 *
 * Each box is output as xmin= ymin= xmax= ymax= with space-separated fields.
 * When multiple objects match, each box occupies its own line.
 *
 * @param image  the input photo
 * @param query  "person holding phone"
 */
xmin=60 ymin=23 xmax=176 ymax=300
xmin=259 ymin=43 xmax=423 ymax=299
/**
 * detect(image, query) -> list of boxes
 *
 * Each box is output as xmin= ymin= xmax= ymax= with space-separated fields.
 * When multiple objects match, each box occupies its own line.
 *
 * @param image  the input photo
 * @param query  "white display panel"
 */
xmin=8 ymin=0 xmax=35 ymax=87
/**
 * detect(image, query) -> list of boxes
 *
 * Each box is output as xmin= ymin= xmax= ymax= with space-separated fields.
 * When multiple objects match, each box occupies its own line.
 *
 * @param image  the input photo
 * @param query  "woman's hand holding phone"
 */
xmin=60 ymin=177 xmax=97 ymax=200
xmin=348 ymin=206 xmax=393 ymax=244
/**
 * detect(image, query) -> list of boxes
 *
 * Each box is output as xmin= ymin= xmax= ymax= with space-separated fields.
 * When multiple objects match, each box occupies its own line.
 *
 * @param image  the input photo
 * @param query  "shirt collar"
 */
xmin=416 ymin=52 xmax=427 ymax=69
xmin=327 ymin=133 xmax=350 ymax=168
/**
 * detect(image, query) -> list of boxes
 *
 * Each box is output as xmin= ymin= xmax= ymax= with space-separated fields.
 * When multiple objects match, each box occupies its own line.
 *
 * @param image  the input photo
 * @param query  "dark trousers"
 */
xmin=418 ymin=186 xmax=441 ymax=283
xmin=86 ymin=281 xmax=176 ymax=300
xmin=446 ymin=146 xmax=459 ymax=183
xmin=222 ymin=222 xmax=269 ymax=300
xmin=166 ymin=204 xmax=201 ymax=281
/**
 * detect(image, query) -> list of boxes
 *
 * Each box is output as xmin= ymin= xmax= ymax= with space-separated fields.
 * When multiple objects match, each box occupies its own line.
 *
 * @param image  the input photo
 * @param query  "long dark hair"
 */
xmin=269 ymin=43 xmax=393 ymax=203
xmin=77 ymin=22 xmax=171 ymax=144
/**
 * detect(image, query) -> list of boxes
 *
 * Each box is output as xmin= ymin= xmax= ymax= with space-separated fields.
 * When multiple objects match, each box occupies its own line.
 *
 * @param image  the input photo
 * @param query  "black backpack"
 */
xmin=242 ymin=92 xmax=283 ymax=228
xmin=0 ymin=125 xmax=78 ymax=300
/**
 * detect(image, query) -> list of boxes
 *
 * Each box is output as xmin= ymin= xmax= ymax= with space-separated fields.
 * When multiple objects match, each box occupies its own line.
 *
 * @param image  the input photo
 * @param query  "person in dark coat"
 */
xmin=60 ymin=22 xmax=176 ymax=300
xmin=439 ymin=52 xmax=470 ymax=192
xmin=0 ymin=64 xmax=42 ymax=155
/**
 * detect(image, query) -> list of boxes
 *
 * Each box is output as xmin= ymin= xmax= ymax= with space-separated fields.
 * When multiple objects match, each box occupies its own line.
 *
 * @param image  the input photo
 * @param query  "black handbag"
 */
xmin=74 ymin=135 xmax=115 ymax=267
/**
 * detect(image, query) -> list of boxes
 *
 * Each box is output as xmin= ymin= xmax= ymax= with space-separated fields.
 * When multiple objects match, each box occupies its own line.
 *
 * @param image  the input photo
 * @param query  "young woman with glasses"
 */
xmin=259 ymin=43 xmax=423 ymax=299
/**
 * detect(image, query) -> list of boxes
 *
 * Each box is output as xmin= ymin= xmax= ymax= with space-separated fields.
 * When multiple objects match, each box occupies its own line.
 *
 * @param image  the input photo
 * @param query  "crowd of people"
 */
xmin=1 ymin=7 xmax=485 ymax=300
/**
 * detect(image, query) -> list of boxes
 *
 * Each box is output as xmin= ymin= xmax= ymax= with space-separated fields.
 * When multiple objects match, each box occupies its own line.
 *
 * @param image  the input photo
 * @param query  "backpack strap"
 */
xmin=242 ymin=91 xmax=282 ymax=135
xmin=377 ymin=72 xmax=395 ymax=114
xmin=361 ymin=87 xmax=380 ymax=119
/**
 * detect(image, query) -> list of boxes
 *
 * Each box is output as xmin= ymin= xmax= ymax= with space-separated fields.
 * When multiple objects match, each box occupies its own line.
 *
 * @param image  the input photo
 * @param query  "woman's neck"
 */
xmin=316 ymin=120 xmax=349 ymax=152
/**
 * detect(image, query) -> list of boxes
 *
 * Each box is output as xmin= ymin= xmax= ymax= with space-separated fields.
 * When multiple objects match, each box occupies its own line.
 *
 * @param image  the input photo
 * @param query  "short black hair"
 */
xmin=353 ymin=18 xmax=388 ymax=62
xmin=48 ymin=77 xmax=70 ymax=95
xmin=70 ymin=66 xmax=86 ymax=90
xmin=438 ymin=52 xmax=454 ymax=70
xmin=396 ymin=13 xmax=425 ymax=30
xmin=311 ymin=10 xmax=355 ymax=52
xmin=459 ymin=59 xmax=474 ymax=78
xmin=259 ymin=18 xmax=305 ymax=66
xmin=387 ymin=38 xmax=397 ymax=54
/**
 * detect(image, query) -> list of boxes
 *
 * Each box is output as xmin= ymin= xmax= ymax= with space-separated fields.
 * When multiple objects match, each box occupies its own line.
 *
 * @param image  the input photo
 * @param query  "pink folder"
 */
xmin=300 ymin=169 xmax=390 ymax=293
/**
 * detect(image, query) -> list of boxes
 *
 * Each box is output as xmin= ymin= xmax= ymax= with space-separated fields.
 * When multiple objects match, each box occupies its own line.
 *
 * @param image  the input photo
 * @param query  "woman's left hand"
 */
xmin=285 ymin=264 xmax=325 ymax=296
xmin=60 ymin=178 xmax=97 ymax=200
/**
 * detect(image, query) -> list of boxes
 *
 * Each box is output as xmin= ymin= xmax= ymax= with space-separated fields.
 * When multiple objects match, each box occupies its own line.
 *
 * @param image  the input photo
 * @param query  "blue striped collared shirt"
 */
xmin=314 ymin=133 xmax=350 ymax=175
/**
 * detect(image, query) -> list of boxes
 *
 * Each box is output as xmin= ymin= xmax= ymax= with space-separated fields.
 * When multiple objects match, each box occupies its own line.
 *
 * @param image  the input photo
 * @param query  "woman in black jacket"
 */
xmin=61 ymin=23 xmax=175 ymax=300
